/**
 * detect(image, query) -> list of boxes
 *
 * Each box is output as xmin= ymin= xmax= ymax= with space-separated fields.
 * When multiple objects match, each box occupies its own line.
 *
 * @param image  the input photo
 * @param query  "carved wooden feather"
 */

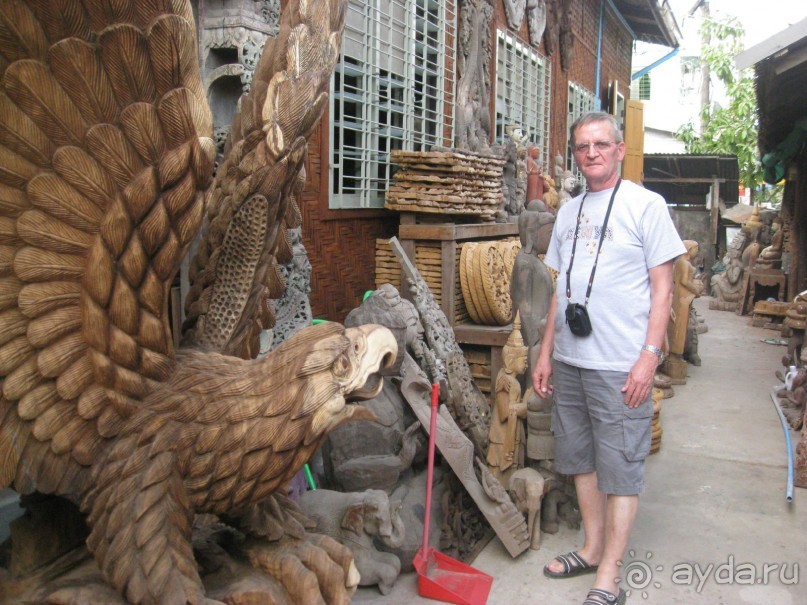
xmin=0 ymin=1 xmax=398 ymax=604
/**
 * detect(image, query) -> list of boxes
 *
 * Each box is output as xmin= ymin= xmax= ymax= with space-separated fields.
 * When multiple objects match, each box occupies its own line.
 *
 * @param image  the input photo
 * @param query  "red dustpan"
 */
xmin=412 ymin=383 xmax=493 ymax=605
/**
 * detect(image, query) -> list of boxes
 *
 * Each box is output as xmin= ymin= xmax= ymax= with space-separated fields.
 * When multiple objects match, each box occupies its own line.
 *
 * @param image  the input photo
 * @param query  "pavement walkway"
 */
xmin=355 ymin=297 xmax=806 ymax=604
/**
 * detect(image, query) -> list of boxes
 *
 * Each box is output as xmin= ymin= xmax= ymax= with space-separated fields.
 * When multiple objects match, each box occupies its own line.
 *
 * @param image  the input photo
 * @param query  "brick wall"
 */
xmin=299 ymin=119 xmax=398 ymax=322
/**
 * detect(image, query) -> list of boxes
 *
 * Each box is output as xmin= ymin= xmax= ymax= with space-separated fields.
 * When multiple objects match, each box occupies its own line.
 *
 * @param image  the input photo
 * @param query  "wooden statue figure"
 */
xmin=710 ymin=227 xmax=751 ymax=311
xmin=543 ymin=0 xmax=561 ymax=56
xmin=525 ymin=145 xmax=544 ymax=204
xmin=669 ymin=240 xmax=704 ymax=358
xmin=0 ymin=1 xmax=401 ymax=604
xmin=757 ymin=216 xmax=784 ymax=269
xmin=526 ymin=0 xmax=548 ymax=48
xmin=454 ymin=0 xmax=494 ymax=153
xmin=557 ymin=169 xmax=576 ymax=208
xmin=510 ymin=200 xmax=554 ymax=401
xmin=487 ymin=314 xmax=529 ymax=486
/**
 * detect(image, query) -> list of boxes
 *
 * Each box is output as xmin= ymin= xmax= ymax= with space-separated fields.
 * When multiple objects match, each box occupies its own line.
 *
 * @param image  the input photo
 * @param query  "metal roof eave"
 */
xmin=735 ymin=17 xmax=807 ymax=71
xmin=612 ymin=0 xmax=681 ymax=48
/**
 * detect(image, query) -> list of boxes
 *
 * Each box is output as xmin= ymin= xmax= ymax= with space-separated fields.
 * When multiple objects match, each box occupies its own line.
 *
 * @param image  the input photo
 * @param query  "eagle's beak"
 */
xmin=347 ymin=324 xmax=398 ymax=400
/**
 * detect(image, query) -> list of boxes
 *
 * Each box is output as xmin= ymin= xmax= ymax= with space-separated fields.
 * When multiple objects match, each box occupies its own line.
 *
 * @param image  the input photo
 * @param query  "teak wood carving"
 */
xmin=0 ymin=1 xmax=399 ymax=604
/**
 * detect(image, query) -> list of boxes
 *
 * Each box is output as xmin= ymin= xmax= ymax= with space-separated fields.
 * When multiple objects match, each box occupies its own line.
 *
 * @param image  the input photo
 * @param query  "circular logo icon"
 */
xmin=617 ymin=550 xmax=664 ymax=599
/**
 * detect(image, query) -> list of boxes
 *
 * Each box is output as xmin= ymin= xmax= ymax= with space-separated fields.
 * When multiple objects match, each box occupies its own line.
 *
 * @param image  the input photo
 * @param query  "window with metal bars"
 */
xmin=638 ymin=73 xmax=651 ymax=100
xmin=494 ymin=30 xmax=551 ymax=165
xmin=566 ymin=81 xmax=596 ymax=182
xmin=329 ymin=0 xmax=455 ymax=209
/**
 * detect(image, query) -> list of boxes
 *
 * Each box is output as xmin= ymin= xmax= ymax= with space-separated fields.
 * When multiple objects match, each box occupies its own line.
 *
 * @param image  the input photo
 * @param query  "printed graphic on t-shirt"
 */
xmin=563 ymin=214 xmax=613 ymax=255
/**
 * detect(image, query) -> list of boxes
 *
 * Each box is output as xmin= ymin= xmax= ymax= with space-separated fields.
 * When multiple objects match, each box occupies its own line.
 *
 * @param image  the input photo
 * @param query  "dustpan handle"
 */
xmin=420 ymin=383 xmax=439 ymax=559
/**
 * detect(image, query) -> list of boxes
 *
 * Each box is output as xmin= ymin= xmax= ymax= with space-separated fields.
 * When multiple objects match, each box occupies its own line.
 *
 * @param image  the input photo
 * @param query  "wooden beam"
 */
xmin=643 ymin=177 xmax=727 ymax=184
xmin=711 ymin=178 xmax=720 ymax=249
xmin=399 ymin=221 xmax=518 ymax=241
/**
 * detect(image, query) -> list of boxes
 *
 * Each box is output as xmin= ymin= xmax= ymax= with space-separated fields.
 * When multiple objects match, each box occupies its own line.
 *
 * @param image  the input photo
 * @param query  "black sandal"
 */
xmin=543 ymin=551 xmax=599 ymax=578
xmin=582 ymin=587 xmax=626 ymax=605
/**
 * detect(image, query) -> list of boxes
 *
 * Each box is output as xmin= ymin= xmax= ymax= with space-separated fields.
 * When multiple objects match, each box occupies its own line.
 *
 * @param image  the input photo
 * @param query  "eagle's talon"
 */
xmin=243 ymin=533 xmax=357 ymax=605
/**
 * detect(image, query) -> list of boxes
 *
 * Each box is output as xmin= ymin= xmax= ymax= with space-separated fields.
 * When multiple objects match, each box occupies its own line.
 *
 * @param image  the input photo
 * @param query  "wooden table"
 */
xmin=738 ymin=268 xmax=787 ymax=315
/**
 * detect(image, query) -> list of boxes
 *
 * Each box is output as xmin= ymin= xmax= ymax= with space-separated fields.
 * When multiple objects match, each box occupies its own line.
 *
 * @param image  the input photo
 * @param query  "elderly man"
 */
xmin=533 ymin=112 xmax=685 ymax=605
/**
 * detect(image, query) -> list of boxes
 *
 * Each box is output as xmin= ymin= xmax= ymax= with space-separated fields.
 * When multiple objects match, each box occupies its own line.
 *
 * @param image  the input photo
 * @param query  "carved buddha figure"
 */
xmin=526 ymin=145 xmax=546 ymax=204
xmin=757 ymin=216 xmax=784 ymax=269
xmin=557 ymin=169 xmax=576 ymax=208
xmin=511 ymin=200 xmax=555 ymax=411
xmin=711 ymin=228 xmax=749 ymax=304
xmin=487 ymin=316 xmax=529 ymax=487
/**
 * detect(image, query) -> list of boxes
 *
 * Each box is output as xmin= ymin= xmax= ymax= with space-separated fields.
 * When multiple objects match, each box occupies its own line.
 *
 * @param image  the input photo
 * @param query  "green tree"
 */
xmin=676 ymin=15 xmax=763 ymax=198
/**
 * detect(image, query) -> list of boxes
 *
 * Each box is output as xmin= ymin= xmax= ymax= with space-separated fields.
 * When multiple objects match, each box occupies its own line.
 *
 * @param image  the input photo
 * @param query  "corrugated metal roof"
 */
xmin=611 ymin=0 xmax=680 ymax=48
xmin=641 ymin=153 xmax=739 ymax=205
xmin=748 ymin=33 xmax=807 ymax=153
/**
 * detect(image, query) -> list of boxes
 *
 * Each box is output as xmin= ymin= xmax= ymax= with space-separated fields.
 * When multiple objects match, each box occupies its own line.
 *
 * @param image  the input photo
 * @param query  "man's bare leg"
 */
xmin=545 ymin=471 xmax=605 ymax=573
xmin=592 ymin=493 xmax=639 ymax=597
xmin=545 ymin=472 xmax=639 ymax=597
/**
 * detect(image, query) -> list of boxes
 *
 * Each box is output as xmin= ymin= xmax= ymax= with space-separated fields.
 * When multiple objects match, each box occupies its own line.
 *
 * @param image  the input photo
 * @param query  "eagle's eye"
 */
xmin=333 ymin=353 xmax=350 ymax=378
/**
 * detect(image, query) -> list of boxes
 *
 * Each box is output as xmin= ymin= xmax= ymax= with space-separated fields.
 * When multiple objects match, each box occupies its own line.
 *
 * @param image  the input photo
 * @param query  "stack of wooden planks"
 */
xmin=385 ymin=149 xmax=505 ymax=220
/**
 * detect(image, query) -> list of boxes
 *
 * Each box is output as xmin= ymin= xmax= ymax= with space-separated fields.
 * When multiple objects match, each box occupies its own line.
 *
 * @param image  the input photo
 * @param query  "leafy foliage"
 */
xmin=675 ymin=15 xmax=765 ymax=197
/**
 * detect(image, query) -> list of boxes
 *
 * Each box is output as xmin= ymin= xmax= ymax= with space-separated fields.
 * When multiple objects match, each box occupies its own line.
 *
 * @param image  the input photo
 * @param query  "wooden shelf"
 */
xmin=453 ymin=323 xmax=513 ymax=347
xmin=453 ymin=323 xmax=513 ymax=397
xmin=398 ymin=214 xmax=519 ymax=325
xmin=399 ymin=218 xmax=519 ymax=242
xmin=389 ymin=212 xmax=520 ymax=403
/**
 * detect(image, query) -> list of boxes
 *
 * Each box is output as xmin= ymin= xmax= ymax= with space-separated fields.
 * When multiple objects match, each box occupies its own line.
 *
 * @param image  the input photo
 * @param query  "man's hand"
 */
xmin=621 ymin=351 xmax=657 ymax=407
xmin=532 ymin=354 xmax=554 ymax=397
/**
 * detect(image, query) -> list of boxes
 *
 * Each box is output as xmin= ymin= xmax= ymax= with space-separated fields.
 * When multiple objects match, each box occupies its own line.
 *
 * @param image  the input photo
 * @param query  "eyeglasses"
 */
xmin=572 ymin=141 xmax=616 ymax=154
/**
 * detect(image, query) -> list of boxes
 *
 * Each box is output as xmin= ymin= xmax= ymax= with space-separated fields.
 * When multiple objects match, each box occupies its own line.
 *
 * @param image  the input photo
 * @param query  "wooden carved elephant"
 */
xmin=507 ymin=467 xmax=549 ymax=549
xmin=299 ymin=488 xmax=405 ymax=594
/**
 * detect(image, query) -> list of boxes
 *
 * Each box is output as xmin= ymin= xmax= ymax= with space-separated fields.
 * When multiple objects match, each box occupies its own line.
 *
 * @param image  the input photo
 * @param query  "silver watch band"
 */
xmin=641 ymin=344 xmax=664 ymax=363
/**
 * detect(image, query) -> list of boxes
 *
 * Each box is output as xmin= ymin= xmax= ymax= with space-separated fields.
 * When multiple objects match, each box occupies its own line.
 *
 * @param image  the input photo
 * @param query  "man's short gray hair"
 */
xmin=569 ymin=112 xmax=623 ymax=145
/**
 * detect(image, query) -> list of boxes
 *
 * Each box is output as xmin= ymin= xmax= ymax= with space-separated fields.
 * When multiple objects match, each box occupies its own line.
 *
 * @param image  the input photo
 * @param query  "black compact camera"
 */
xmin=565 ymin=303 xmax=592 ymax=337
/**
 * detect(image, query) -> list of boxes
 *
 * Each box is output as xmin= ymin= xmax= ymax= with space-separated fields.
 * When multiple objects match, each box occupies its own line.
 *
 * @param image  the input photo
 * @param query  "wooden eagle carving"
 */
xmin=0 ymin=0 xmax=398 ymax=603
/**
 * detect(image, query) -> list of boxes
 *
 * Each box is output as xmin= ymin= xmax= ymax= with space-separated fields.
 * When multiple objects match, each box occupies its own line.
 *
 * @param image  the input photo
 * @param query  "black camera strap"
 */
xmin=565 ymin=178 xmax=621 ymax=306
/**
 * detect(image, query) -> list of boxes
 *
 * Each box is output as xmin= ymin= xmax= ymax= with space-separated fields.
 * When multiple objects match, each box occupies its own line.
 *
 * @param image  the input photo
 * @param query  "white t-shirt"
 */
xmin=544 ymin=179 xmax=686 ymax=371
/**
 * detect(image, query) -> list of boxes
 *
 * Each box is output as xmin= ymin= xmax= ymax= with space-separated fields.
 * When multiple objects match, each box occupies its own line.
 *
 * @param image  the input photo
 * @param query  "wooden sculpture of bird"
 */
xmin=0 ymin=0 xmax=398 ymax=604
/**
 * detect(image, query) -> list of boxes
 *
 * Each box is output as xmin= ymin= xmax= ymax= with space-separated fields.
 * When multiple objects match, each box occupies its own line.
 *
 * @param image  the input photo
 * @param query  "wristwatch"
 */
xmin=641 ymin=344 xmax=665 ymax=364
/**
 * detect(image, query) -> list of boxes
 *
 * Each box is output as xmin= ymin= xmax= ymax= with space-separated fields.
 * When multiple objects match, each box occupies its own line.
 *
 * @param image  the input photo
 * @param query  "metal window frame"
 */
xmin=566 ymin=81 xmax=596 ymax=183
xmin=494 ymin=29 xmax=551 ymax=166
xmin=638 ymin=73 xmax=651 ymax=100
xmin=329 ymin=0 xmax=455 ymax=209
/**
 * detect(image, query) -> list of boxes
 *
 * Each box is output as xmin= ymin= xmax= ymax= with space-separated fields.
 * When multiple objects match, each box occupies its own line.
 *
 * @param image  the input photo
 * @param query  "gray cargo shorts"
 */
xmin=551 ymin=359 xmax=653 ymax=495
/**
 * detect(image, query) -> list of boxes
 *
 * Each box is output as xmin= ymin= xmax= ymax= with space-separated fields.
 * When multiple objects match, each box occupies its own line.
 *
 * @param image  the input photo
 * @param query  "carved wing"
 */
xmin=0 ymin=0 xmax=214 ymax=498
xmin=182 ymin=0 xmax=346 ymax=359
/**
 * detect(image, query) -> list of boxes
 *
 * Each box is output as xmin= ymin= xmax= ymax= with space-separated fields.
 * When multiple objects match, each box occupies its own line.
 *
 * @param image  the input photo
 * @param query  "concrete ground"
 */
xmin=354 ymin=297 xmax=806 ymax=605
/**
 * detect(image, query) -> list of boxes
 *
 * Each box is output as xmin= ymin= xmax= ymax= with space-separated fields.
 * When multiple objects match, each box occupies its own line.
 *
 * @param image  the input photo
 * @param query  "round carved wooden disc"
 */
xmin=460 ymin=242 xmax=483 ymax=324
xmin=469 ymin=242 xmax=496 ymax=325
xmin=477 ymin=242 xmax=510 ymax=326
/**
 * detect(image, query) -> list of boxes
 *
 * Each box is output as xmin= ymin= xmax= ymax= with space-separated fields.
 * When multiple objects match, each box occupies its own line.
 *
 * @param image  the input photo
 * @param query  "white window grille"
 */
xmin=494 ymin=30 xmax=551 ymax=165
xmin=638 ymin=73 xmax=651 ymax=100
xmin=329 ymin=0 xmax=455 ymax=209
xmin=566 ymin=81 xmax=596 ymax=181
xmin=629 ymin=74 xmax=651 ymax=100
